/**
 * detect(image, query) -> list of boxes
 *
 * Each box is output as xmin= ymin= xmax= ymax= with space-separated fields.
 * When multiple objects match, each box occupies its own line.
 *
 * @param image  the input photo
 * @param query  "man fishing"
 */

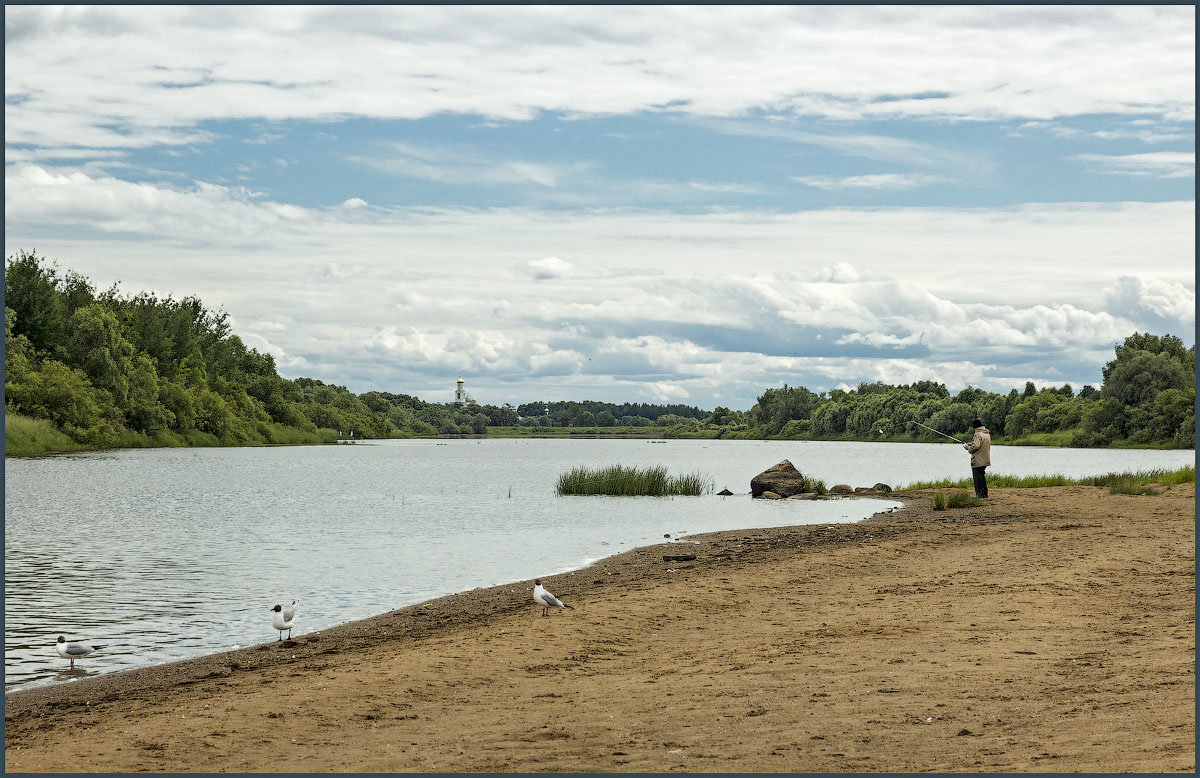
xmin=963 ymin=419 xmax=991 ymax=498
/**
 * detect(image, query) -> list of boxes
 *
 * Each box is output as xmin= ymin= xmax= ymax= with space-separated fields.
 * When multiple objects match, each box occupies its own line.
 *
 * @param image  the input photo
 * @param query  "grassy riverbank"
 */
xmin=9 ymin=416 xmax=1193 ymax=457
xmin=4 ymin=412 xmax=343 ymax=457
xmin=900 ymin=465 xmax=1195 ymax=491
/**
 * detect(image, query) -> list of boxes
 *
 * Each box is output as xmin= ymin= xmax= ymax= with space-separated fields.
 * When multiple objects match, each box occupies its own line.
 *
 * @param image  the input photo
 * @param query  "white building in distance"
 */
xmin=454 ymin=376 xmax=478 ymax=406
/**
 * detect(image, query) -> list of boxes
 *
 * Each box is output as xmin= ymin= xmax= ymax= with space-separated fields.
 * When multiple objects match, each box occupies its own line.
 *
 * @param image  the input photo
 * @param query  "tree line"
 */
xmin=5 ymin=251 xmax=481 ymax=447
xmin=706 ymin=332 xmax=1192 ymax=448
xmin=513 ymin=400 xmax=708 ymax=428
xmin=5 ymin=252 xmax=1194 ymax=451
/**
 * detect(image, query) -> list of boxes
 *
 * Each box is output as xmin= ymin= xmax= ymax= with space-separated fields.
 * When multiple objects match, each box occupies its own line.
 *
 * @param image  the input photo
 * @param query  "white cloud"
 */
xmin=1015 ymin=120 xmax=1193 ymax=144
xmin=5 ymin=6 xmax=1193 ymax=152
xmin=348 ymin=143 xmax=572 ymax=188
xmin=4 ymin=147 xmax=129 ymax=162
xmin=1073 ymin=152 xmax=1195 ymax=179
xmin=2 ymin=164 xmax=317 ymax=240
xmin=1104 ymin=276 xmax=1196 ymax=333
xmin=706 ymin=119 xmax=976 ymax=169
xmin=518 ymin=256 xmax=573 ymax=280
xmin=315 ymin=262 xmax=364 ymax=280
xmin=791 ymin=173 xmax=948 ymax=191
xmin=8 ymin=164 xmax=1192 ymax=307
xmin=811 ymin=262 xmax=864 ymax=283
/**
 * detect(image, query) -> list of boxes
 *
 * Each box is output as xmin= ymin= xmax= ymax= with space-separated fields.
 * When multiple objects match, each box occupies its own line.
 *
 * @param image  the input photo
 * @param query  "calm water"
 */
xmin=4 ymin=438 xmax=1193 ymax=692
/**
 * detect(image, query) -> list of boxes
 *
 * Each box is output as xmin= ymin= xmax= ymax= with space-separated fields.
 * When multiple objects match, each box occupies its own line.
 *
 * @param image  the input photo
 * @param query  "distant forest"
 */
xmin=5 ymin=251 xmax=1195 ymax=452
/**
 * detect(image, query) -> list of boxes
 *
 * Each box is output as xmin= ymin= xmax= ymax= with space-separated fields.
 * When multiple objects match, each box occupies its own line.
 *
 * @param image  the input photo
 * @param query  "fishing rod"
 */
xmin=909 ymin=420 xmax=964 ymax=444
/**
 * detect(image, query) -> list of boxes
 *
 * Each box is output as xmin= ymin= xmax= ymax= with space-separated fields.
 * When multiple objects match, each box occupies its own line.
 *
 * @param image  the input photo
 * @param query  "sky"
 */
xmin=4 ymin=5 xmax=1195 ymax=410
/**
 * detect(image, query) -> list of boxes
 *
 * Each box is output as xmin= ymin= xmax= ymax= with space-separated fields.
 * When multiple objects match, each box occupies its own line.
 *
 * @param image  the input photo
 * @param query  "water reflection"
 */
xmin=6 ymin=438 xmax=1192 ymax=692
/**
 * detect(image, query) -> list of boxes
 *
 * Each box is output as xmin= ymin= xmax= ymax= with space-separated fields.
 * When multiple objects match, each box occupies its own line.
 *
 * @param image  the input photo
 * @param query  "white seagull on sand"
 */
xmin=56 ymin=635 xmax=103 ymax=668
xmin=533 ymin=580 xmax=574 ymax=616
xmin=271 ymin=601 xmax=296 ymax=640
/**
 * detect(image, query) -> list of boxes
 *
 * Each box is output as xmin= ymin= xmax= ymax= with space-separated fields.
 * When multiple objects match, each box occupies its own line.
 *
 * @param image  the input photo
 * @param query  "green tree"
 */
xmin=1125 ymin=388 xmax=1195 ymax=445
xmin=1101 ymin=348 xmax=1191 ymax=408
xmin=5 ymin=250 xmax=68 ymax=355
xmin=4 ymin=306 xmax=37 ymax=390
xmin=928 ymin=403 xmax=976 ymax=437
xmin=126 ymin=354 xmax=171 ymax=432
xmin=65 ymin=304 xmax=136 ymax=407
xmin=6 ymin=360 xmax=118 ymax=445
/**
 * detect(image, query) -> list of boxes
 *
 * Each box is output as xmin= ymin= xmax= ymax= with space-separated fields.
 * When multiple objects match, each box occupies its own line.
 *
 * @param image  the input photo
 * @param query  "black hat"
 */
xmin=971 ymin=419 xmax=983 ymax=428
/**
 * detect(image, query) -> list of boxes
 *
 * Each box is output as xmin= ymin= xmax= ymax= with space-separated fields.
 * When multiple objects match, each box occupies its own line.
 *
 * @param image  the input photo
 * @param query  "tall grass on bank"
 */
xmin=4 ymin=413 xmax=89 ymax=456
xmin=556 ymin=464 xmax=714 ymax=496
xmin=932 ymin=490 xmax=983 ymax=510
xmin=4 ymin=412 xmax=342 ymax=457
xmin=902 ymin=466 xmax=1194 ymax=495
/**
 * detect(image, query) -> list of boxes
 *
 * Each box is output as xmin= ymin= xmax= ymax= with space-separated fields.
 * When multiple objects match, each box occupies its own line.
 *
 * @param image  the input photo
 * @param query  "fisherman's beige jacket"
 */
xmin=966 ymin=426 xmax=991 ymax=468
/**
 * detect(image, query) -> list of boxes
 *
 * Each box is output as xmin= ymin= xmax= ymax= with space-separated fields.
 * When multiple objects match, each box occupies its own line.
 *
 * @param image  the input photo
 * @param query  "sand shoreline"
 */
xmin=6 ymin=485 xmax=1194 ymax=773
xmin=4 ymin=494 xmax=903 ymax=710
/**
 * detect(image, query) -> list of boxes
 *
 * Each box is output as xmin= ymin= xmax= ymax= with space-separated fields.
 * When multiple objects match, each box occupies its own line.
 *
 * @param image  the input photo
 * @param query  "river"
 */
xmin=5 ymin=437 xmax=1193 ymax=691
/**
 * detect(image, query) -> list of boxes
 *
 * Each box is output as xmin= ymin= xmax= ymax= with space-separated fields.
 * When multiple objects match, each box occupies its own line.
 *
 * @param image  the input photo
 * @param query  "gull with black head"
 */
xmin=533 ymin=580 xmax=574 ymax=616
xmin=271 ymin=600 xmax=297 ymax=640
xmin=56 ymin=635 xmax=103 ymax=669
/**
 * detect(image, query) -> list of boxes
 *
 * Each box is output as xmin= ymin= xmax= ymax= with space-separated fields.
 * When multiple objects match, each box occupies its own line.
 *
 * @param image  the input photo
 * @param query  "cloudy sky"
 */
xmin=4 ymin=5 xmax=1195 ymax=410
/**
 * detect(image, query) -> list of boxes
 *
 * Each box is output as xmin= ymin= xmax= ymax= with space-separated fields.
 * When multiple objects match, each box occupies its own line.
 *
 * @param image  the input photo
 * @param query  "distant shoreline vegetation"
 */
xmin=5 ymin=251 xmax=1195 ymax=457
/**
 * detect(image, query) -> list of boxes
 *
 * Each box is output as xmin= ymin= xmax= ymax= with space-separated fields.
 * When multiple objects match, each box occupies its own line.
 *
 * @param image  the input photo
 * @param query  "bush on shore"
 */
xmin=932 ymin=490 xmax=981 ymax=510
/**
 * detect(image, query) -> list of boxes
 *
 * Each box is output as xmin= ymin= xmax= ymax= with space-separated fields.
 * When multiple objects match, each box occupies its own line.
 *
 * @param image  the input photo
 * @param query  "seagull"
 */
xmin=533 ymin=580 xmax=574 ymax=616
xmin=56 ymin=636 xmax=103 ymax=669
xmin=271 ymin=601 xmax=296 ymax=640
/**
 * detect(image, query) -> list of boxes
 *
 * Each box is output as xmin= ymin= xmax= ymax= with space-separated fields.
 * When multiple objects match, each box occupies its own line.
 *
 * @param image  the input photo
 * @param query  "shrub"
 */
xmin=1108 ymin=478 xmax=1159 ymax=496
xmin=932 ymin=490 xmax=981 ymax=509
xmin=946 ymin=490 xmax=981 ymax=508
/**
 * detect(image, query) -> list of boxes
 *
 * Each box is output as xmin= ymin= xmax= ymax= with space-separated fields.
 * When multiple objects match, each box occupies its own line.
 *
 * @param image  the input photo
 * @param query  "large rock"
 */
xmin=750 ymin=460 xmax=807 ymax=498
xmin=830 ymin=483 xmax=853 ymax=494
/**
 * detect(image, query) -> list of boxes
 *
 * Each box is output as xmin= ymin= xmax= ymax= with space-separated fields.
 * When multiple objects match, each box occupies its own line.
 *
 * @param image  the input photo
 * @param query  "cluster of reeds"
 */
xmin=932 ymin=490 xmax=982 ymax=510
xmin=556 ymin=464 xmax=714 ymax=496
xmin=902 ymin=466 xmax=1193 ymax=494
xmin=1106 ymin=478 xmax=1160 ymax=496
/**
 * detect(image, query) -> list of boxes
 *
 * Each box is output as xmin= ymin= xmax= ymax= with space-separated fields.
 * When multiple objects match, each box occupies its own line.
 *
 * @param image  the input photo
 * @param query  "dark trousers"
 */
xmin=972 ymin=466 xmax=988 ymax=498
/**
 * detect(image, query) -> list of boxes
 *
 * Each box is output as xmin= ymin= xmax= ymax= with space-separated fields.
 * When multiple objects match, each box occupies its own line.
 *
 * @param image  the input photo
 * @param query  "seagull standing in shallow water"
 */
xmin=271 ymin=601 xmax=296 ymax=640
xmin=56 ymin=636 xmax=102 ymax=669
xmin=533 ymin=580 xmax=574 ymax=616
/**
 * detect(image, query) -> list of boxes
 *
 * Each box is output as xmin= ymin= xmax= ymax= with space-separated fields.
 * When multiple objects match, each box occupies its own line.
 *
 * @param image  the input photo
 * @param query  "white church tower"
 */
xmin=454 ymin=376 xmax=477 ymax=405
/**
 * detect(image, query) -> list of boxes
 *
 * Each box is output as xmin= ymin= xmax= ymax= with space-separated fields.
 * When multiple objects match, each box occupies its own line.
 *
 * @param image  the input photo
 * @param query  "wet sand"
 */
xmin=5 ymin=484 xmax=1195 ymax=773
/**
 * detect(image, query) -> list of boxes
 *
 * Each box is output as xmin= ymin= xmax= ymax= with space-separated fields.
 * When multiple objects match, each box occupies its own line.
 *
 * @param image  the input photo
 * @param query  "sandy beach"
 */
xmin=5 ymin=483 xmax=1194 ymax=773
